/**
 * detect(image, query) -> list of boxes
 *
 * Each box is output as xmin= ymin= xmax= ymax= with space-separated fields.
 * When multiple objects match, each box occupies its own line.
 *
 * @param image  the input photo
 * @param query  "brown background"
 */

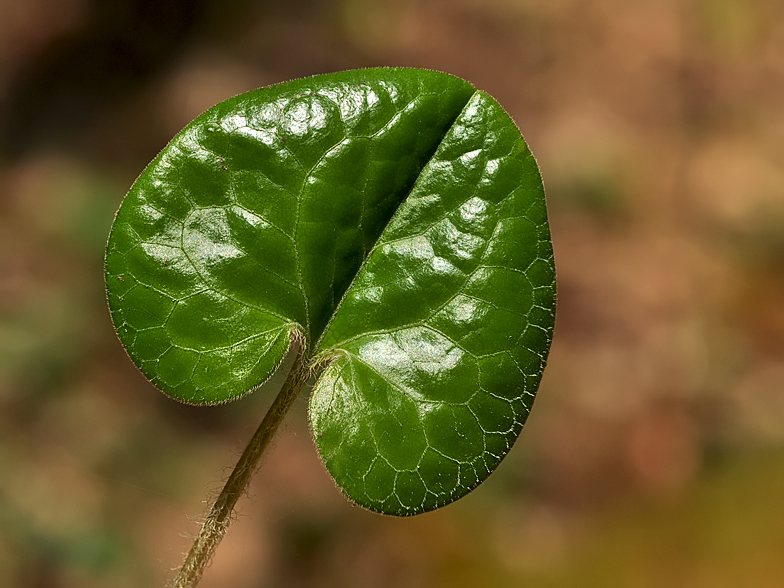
xmin=1 ymin=0 xmax=784 ymax=586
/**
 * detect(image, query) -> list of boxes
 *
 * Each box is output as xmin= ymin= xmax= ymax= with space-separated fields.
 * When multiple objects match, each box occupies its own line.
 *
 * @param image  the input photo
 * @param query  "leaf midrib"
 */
xmin=309 ymin=89 xmax=482 ymax=362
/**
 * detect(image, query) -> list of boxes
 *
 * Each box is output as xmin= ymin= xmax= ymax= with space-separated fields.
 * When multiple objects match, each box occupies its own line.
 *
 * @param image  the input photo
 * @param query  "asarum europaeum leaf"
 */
xmin=105 ymin=67 xmax=556 ymax=515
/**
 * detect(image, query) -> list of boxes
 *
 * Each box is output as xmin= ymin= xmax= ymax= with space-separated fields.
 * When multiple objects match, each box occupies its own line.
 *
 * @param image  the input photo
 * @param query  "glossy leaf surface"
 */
xmin=105 ymin=68 xmax=555 ymax=515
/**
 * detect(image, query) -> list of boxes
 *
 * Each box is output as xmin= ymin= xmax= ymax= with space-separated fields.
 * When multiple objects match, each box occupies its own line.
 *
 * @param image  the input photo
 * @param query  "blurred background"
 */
xmin=1 ymin=0 xmax=784 ymax=586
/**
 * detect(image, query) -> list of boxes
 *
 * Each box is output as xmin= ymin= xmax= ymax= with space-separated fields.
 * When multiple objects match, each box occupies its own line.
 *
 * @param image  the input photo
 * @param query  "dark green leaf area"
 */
xmin=105 ymin=68 xmax=555 ymax=514
xmin=105 ymin=69 xmax=476 ymax=404
xmin=310 ymin=91 xmax=555 ymax=515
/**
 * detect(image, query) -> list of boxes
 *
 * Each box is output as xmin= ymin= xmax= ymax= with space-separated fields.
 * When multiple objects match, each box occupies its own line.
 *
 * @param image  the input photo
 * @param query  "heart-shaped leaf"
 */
xmin=105 ymin=68 xmax=555 ymax=515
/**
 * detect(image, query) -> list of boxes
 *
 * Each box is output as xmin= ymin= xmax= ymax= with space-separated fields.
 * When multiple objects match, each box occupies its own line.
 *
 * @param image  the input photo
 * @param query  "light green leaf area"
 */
xmin=105 ymin=68 xmax=555 ymax=515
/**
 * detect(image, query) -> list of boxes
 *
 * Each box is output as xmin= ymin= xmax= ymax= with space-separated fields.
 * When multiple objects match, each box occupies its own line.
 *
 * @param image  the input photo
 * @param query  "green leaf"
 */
xmin=105 ymin=67 xmax=555 ymax=515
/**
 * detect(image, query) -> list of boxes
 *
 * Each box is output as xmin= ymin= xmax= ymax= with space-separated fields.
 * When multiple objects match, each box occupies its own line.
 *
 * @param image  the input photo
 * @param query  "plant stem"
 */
xmin=170 ymin=339 xmax=310 ymax=588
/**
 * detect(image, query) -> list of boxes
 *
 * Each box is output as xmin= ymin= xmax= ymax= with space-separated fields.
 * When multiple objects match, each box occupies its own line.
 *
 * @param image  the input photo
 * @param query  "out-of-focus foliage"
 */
xmin=1 ymin=0 xmax=783 ymax=586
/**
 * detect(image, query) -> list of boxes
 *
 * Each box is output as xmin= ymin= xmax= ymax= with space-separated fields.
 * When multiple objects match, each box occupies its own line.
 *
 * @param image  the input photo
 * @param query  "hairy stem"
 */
xmin=170 ymin=339 xmax=310 ymax=588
